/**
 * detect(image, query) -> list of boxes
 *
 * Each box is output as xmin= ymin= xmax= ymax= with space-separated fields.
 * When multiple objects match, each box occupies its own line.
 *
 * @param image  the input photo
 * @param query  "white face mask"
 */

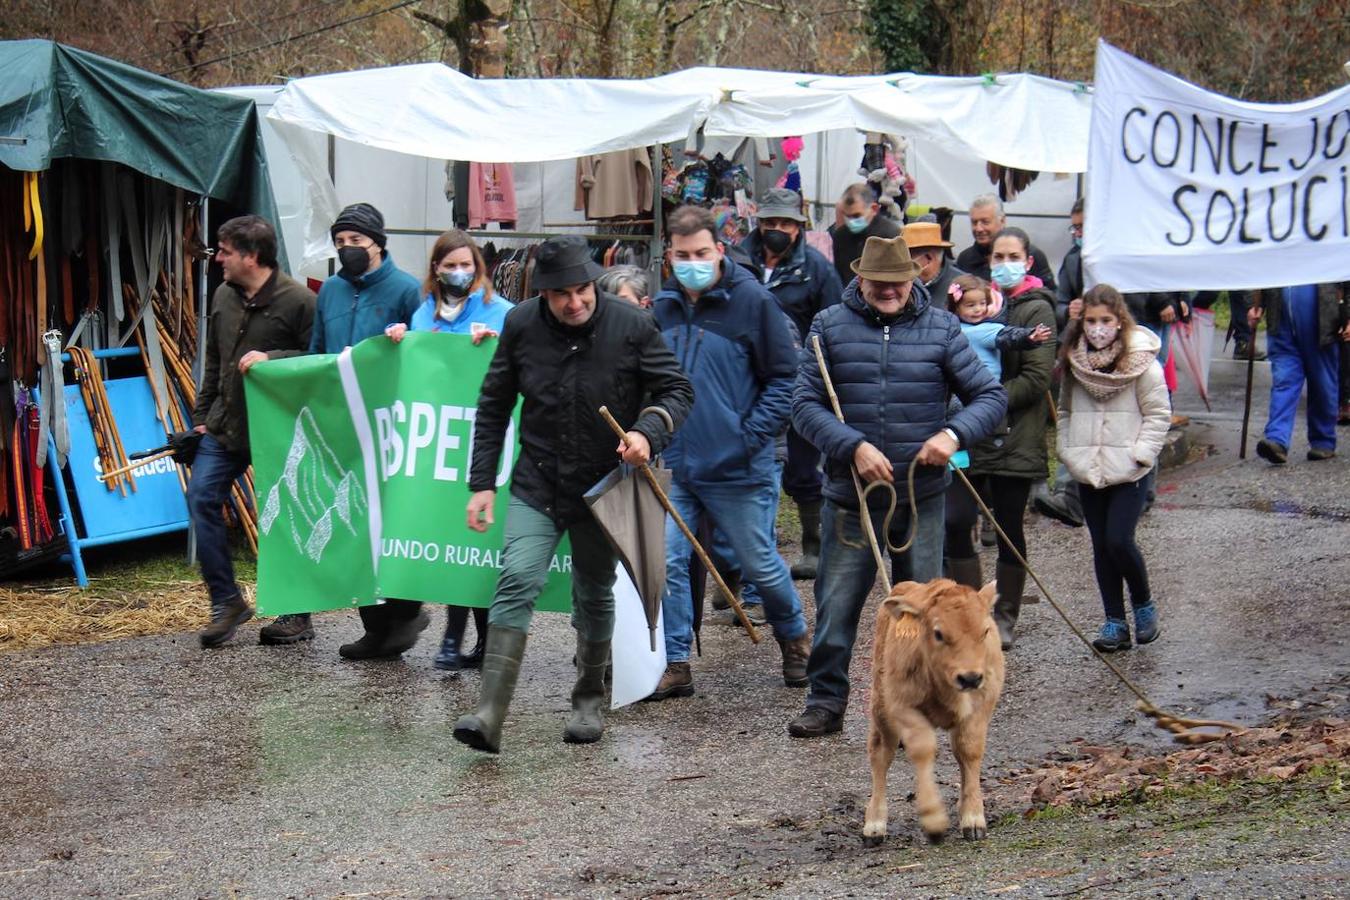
xmin=1084 ymin=322 xmax=1119 ymax=349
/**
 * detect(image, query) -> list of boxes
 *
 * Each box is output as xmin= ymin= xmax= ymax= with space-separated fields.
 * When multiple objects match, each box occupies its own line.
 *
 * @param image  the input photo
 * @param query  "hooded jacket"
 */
xmin=738 ymin=230 xmax=844 ymax=344
xmin=310 ymin=251 xmax=422 ymax=353
xmin=469 ymin=291 xmax=693 ymax=526
xmin=1057 ymin=327 xmax=1171 ymax=488
xmin=651 ymin=258 xmax=797 ymax=487
xmin=793 ymin=279 xmax=1007 ymax=510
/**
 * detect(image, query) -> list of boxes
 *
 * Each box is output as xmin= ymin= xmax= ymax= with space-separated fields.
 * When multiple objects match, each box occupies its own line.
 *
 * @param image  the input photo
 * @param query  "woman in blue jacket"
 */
xmin=386 ymin=229 xmax=513 ymax=670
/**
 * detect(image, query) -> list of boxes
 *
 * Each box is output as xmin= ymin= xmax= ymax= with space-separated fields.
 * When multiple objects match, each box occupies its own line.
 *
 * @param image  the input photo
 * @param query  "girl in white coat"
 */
xmin=1057 ymin=285 xmax=1171 ymax=652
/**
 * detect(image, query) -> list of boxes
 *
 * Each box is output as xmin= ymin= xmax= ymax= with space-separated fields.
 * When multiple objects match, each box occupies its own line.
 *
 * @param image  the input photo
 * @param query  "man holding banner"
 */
xmin=452 ymin=236 xmax=694 ymax=755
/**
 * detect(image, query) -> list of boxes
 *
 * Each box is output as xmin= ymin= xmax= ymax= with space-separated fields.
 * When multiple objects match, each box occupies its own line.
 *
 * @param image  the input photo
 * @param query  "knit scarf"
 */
xmin=1068 ymin=337 xmax=1155 ymax=402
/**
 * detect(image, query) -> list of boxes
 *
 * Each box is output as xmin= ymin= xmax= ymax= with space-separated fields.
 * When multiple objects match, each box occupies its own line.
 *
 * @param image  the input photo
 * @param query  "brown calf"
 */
xmin=863 ymin=578 xmax=1005 ymax=845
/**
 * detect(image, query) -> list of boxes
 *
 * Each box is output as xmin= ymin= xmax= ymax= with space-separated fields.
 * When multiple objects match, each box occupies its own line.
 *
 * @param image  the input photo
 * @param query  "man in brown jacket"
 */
xmin=193 ymin=215 xmax=315 ymax=648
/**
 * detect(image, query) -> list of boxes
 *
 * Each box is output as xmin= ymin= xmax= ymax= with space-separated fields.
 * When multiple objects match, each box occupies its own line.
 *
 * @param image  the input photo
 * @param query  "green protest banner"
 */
xmin=244 ymin=333 xmax=572 ymax=616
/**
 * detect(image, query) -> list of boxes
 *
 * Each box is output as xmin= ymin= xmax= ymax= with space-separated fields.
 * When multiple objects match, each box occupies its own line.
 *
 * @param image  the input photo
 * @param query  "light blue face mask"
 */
xmin=991 ymin=260 xmax=1027 ymax=289
xmin=1072 ymin=236 xmax=1083 ymax=249
xmin=673 ymin=260 xmax=718 ymax=291
xmin=845 ymin=215 xmax=870 ymax=234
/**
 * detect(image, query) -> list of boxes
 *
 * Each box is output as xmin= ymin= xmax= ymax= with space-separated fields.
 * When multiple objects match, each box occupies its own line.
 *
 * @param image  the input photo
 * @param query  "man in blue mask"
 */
xmin=647 ymin=205 xmax=811 ymax=701
xmin=829 ymin=182 xmax=899 ymax=287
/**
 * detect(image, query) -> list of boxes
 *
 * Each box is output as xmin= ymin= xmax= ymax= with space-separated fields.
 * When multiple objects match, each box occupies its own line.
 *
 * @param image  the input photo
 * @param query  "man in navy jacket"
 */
xmin=647 ymin=205 xmax=811 ymax=701
xmin=787 ymin=236 xmax=1008 ymax=738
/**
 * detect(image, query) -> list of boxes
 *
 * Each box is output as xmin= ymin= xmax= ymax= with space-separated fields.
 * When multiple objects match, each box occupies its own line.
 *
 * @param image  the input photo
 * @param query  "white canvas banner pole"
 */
xmin=1083 ymin=41 xmax=1350 ymax=292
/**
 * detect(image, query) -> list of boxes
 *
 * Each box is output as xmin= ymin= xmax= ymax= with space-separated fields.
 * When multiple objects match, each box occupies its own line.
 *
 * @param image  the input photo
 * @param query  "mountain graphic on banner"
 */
xmin=259 ymin=407 xmax=367 ymax=563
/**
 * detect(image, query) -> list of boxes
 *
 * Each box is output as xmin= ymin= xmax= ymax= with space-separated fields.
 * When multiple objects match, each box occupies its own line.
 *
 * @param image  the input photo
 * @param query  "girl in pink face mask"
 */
xmin=1056 ymin=285 xmax=1171 ymax=653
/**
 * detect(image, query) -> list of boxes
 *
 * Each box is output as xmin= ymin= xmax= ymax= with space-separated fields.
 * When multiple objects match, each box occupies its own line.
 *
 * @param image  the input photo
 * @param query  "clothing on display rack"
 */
xmin=469 ymin=162 xmax=518 ymax=228
xmin=575 ymin=149 xmax=653 ymax=220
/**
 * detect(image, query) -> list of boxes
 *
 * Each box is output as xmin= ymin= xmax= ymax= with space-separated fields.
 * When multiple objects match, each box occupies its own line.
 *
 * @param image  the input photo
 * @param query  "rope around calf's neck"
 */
xmin=809 ymin=336 xmax=1244 ymax=745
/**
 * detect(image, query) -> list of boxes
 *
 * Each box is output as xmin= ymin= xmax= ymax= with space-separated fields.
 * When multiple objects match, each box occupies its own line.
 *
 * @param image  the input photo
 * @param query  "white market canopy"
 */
xmin=267 ymin=64 xmax=1093 ymax=174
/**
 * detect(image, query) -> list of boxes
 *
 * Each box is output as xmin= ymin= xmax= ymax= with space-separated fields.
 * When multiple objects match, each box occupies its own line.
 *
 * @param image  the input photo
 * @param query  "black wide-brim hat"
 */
xmin=532 ymin=235 xmax=606 ymax=291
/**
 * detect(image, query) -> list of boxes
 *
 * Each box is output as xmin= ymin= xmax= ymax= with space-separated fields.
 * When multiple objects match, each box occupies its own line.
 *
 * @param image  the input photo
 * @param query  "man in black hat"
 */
xmin=256 ymin=202 xmax=423 ymax=650
xmin=453 ymin=235 xmax=693 ymax=754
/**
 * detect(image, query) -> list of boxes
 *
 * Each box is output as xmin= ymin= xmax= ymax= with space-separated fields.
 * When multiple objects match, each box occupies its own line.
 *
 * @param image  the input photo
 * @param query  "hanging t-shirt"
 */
xmin=469 ymin=162 xmax=517 ymax=228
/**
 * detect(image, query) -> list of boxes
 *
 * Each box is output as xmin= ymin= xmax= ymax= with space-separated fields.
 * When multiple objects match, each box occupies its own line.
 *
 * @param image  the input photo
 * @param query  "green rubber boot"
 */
xmin=563 ymin=637 xmax=611 ymax=744
xmin=452 ymin=627 xmax=528 ymax=754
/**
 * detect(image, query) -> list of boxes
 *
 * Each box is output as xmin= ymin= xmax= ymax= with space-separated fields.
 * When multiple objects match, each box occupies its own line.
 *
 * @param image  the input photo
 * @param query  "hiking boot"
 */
xmin=779 ymin=635 xmax=811 ymax=687
xmin=1307 ymin=447 xmax=1336 ymax=461
xmin=1233 ymin=341 xmax=1267 ymax=361
xmin=564 ymin=638 xmax=610 ymax=744
xmin=644 ymin=662 xmax=694 ymax=701
xmin=199 ymin=595 xmax=253 ymax=648
xmin=1091 ymin=618 xmax=1132 ymax=652
xmin=453 ymin=627 xmax=528 ymax=754
xmin=788 ymin=705 xmax=843 ymax=738
xmin=1033 ymin=491 xmax=1084 ymax=528
xmin=790 ymin=499 xmax=821 ymax=580
xmin=1132 ymin=602 xmax=1160 ymax=645
xmin=258 ymin=613 xmax=313 ymax=645
xmin=992 ymin=561 xmax=1026 ymax=651
xmin=712 ymin=604 xmax=767 ymax=627
xmin=979 ymin=515 xmax=996 ymax=548
xmin=339 ymin=629 xmax=395 ymax=660
xmin=947 ymin=556 xmax=982 ymax=591
xmin=1256 ymin=439 xmax=1288 ymax=465
xmin=381 ymin=607 xmax=430 ymax=656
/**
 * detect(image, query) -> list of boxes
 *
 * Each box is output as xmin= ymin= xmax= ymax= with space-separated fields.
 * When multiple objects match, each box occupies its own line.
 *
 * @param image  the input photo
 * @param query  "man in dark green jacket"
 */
xmin=193 ymin=216 xmax=314 ymax=648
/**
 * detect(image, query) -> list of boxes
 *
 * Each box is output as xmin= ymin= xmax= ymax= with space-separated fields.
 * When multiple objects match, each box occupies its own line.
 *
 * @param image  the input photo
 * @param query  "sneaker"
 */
xmin=1132 ymin=603 xmax=1160 ymax=644
xmin=199 ymin=595 xmax=253 ymax=648
xmin=1307 ymin=447 xmax=1336 ymax=461
xmin=645 ymin=662 xmax=694 ymax=701
xmin=787 ymin=706 xmax=843 ymax=738
xmin=1091 ymin=618 xmax=1132 ymax=653
xmin=711 ymin=604 xmax=767 ymax=627
xmin=1255 ymin=439 xmax=1288 ymax=465
xmin=1033 ymin=492 xmax=1084 ymax=528
xmin=258 ymin=613 xmax=314 ymax=645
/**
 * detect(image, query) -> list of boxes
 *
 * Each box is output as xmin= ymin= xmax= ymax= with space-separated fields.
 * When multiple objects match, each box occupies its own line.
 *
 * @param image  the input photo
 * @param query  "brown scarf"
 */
xmin=1068 ymin=337 xmax=1156 ymax=402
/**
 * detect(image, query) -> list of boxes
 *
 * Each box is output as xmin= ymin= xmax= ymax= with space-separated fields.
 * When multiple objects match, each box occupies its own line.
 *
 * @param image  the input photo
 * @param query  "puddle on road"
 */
xmin=1248 ymin=499 xmax=1350 ymax=522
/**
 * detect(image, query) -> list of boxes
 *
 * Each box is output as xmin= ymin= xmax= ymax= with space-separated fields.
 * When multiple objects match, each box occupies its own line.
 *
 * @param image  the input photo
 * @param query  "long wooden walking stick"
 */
xmin=1239 ymin=301 xmax=1259 ymax=459
xmin=597 ymin=406 xmax=761 ymax=644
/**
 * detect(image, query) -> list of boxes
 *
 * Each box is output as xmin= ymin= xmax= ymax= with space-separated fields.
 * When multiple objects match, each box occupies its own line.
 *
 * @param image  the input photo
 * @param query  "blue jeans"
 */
xmin=662 ymin=477 xmax=805 ymax=662
xmin=1265 ymin=297 xmax=1339 ymax=452
xmin=186 ymin=434 xmax=250 ymax=606
xmin=709 ymin=459 xmax=784 ymax=608
xmin=805 ymin=491 xmax=945 ymax=714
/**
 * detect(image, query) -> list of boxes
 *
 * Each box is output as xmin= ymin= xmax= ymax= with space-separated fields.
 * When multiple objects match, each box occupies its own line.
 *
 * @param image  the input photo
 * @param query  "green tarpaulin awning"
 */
xmin=0 ymin=39 xmax=280 ymax=233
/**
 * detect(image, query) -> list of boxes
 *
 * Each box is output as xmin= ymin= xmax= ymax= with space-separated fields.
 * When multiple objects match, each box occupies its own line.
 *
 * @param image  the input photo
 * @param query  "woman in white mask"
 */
xmin=1057 ymin=284 xmax=1170 ymax=653
xmin=964 ymin=226 xmax=1058 ymax=652
xmin=386 ymin=229 xmax=513 ymax=671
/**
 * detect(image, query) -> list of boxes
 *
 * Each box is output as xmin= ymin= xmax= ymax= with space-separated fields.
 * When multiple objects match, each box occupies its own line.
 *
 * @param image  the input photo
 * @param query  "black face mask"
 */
xmin=762 ymin=228 xmax=793 ymax=256
xmin=338 ymin=245 xmax=372 ymax=277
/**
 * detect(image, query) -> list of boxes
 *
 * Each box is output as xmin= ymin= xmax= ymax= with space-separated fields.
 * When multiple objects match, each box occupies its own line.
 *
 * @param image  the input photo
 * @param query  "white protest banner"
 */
xmin=1083 ymin=41 xmax=1350 ymax=292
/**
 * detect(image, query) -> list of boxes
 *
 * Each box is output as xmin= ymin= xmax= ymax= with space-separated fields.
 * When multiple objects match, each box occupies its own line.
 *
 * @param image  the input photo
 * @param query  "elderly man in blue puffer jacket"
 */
xmin=787 ymin=235 xmax=1008 ymax=739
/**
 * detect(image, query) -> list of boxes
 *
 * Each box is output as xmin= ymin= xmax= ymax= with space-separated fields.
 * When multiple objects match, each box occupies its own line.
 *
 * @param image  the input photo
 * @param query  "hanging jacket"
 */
xmin=469 ymin=291 xmax=693 ymax=526
xmin=651 ymin=259 xmax=797 ymax=488
xmin=409 ymin=287 xmax=513 ymax=335
xmin=793 ymin=279 xmax=1007 ymax=510
xmin=310 ymin=251 xmax=422 ymax=353
xmin=967 ymin=279 xmax=1058 ymax=480
xmin=195 ymin=271 xmax=315 ymax=458
xmin=738 ymin=230 xmax=844 ymax=343
xmin=1058 ymin=328 xmax=1170 ymax=488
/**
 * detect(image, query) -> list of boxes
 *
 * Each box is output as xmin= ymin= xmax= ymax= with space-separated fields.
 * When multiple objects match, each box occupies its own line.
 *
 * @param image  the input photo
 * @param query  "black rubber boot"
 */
xmin=434 ymin=606 xmax=470 ymax=671
xmin=993 ymin=561 xmax=1026 ymax=651
xmin=460 ymin=608 xmax=489 ymax=670
xmin=453 ymin=627 xmax=528 ymax=754
xmin=564 ymin=637 xmax=610 ymax=744
xmin=947 ymin=556 xmax=983 ymax=591
xmin=790 ymin=499 xmax=822 ymax=580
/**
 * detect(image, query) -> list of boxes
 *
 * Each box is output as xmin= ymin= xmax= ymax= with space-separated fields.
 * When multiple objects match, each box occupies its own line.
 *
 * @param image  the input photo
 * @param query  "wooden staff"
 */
xmin=1239 ymin=294 xmax=1260 ymax=459
xmin=597 ymin=406 xmax=761 ymax=645
xmin=96 ymin=448 xmax=176 ymax=482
